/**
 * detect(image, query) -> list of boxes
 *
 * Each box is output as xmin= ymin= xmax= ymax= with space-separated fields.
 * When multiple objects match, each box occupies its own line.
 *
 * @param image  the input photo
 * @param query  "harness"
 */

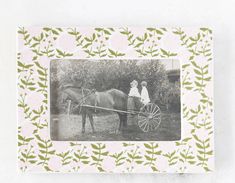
xmin=71 ymin=87 xmax=97 ymax=113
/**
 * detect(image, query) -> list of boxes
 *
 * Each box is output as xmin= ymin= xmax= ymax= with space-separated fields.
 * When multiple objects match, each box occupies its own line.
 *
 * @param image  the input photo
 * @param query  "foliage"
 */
xmin=19 ymin=145 xmax=37 ymax=171
xmin=126 ymin=146 xmax=143 ymax=172
xmin=35 ymin=135 xmax=55 ymax=171
xmin=163 ymin=151 xmax=178 ymax=166
xmin=18 ymin=134 xmax=34 ymax=147
xmin=193 ymin=134 xmax=213 ymax=171
xmin=57 ymin=150 xmax=73 ymax=166
xmin=73 ymin=148 xmax=89 ymax=164
xmin=143 ymin=143 xmax=162 ymax=171
xmin=17 ymin=27 xmax=214 ymax=173
xmin=50 ymin=59 xmax=173 ymax=114
xmin=110 ymin=151 xmax=126 ymax=166
xmin=90 ymin=143 xmax=108 ymax=172
xmin=154 ymin=80 xmax=181 ymax=112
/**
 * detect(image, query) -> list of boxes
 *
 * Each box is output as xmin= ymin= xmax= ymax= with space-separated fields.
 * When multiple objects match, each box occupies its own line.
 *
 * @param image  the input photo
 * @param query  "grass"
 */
xmin=50 ymin=111 xmax=181 ymax=141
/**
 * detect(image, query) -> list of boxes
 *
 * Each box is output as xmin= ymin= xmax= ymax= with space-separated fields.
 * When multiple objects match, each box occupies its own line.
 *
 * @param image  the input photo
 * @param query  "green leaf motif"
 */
xmin=90 ymin=143 xmax=108 ymax=172
xmin=17 ymin=27 xmax=213 ymax=173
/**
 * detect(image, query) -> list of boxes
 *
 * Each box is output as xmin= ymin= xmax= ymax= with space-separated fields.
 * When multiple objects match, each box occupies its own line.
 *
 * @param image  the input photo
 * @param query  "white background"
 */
xmin=0 ymin=0 xmax=234 ymax=182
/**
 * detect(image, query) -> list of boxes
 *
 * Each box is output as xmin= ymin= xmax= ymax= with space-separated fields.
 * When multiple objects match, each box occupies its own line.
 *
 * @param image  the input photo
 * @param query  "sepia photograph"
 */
xmin=50 ymin=59 xmax=181 ymax=141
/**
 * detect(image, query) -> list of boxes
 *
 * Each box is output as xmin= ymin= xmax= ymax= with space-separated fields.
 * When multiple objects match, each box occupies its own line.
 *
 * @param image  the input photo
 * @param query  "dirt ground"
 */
xmin=50 ymin=111 xmax=181 ymax=141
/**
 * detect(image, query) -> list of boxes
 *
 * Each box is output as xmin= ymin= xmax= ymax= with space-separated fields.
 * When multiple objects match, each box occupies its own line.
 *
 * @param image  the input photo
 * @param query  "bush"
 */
xmin=154 ymin=81 xmax=180 ymax=112
xmin=50 ymin=59 xmax=180 ymax=114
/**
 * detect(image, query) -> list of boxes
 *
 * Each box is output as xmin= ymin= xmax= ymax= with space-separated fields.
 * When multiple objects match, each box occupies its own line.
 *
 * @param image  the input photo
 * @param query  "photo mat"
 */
xmin=17 ymin=27 xmax=214 ymax=173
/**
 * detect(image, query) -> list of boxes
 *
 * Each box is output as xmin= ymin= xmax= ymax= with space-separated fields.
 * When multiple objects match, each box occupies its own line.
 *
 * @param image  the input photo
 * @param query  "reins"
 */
xmin=71 ymin=87 xmax=96 ymax=113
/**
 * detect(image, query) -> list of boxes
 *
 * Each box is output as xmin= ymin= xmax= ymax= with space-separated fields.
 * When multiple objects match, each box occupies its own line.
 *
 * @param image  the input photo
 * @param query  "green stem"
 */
xmin=202 ymin=141 xmax=206 ymax=167
xmin=42 ymin=141 xmax=48 ymax=167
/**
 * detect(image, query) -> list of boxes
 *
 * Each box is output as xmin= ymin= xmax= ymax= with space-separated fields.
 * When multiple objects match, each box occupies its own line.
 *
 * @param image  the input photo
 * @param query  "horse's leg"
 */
xmin=123 ymin=114 xmax=127 ymax=127
xmin=82 ymin=112 xmax=86 ymax=133
xmin=88 ymin=112 xmax=95 ymax=133
xmin=117 ymin=113 xmax=123 ymax=132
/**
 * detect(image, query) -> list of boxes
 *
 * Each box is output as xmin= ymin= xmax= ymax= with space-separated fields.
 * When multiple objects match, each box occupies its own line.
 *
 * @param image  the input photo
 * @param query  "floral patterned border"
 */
xmin=17 ymin=27 xmax=214 ymax=173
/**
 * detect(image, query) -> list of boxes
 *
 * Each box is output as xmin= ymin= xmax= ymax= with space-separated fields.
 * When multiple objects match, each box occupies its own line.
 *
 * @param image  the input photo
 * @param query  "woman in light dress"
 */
xmin=140 ymin=81 xmax=150 ymax=105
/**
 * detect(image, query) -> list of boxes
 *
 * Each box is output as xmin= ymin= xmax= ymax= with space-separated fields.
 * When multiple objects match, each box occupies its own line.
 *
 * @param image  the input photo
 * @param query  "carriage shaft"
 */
xmin=81 ymin=104 xmax=130 ymax=114
xmin=81 ymin=104 xmax=147 ymax=115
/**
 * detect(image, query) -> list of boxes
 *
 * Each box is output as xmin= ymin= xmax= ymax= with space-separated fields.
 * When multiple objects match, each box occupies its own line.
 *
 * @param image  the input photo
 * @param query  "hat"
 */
xmin=141 ymin=81 xmax=147 ymax=86
xmin=130 ymin=80 xmax=138 ymax=86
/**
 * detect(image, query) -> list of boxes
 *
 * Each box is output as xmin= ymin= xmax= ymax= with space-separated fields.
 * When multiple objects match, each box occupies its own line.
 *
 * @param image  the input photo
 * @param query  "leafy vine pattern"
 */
xmin=17 ymin=27 xmax=214 ymax=173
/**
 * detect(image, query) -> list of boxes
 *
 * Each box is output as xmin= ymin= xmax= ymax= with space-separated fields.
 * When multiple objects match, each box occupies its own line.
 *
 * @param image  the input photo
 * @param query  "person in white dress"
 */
xmin=140 ymin=81 xmax=150 ymax=105
xmin=128 ymin=80 xmax=141 ymax=98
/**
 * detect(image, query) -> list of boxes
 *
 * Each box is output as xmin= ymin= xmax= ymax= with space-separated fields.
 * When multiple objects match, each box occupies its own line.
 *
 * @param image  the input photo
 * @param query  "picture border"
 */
xmin=17 ymin=27 xmax=214 ymax=173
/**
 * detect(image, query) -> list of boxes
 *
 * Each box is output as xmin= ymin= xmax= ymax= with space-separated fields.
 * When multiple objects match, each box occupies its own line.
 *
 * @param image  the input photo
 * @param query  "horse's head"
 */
xmin=59 ymin=84 xmax=95 ymax=105
xmin=58 ymin=86 xmax=82 ymax=114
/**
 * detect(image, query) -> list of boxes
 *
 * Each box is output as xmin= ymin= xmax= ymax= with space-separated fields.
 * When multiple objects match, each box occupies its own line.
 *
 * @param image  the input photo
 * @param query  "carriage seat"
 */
xmin=127 ymin=96 xmax=143 ymax=112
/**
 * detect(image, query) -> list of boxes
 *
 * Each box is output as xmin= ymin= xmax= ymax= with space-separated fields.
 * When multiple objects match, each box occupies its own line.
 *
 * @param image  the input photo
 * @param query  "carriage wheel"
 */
xmin=137 ymin=103 xmax=161 ymax=132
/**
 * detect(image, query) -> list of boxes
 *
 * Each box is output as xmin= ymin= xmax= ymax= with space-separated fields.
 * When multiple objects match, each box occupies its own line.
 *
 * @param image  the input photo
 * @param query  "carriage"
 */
xmin=64 ymin=87 xmax=161 ymax=133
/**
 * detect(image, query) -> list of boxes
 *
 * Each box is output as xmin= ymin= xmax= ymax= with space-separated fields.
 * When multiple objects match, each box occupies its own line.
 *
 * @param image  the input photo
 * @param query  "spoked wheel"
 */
xmin=137 ymin=103 xmax=161 ymax=132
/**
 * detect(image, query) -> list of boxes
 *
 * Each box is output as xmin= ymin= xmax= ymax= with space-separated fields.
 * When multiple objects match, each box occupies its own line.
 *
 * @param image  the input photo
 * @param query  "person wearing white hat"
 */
xmin=127 ymin=80 xmax=141 ymax=115
xmin=128 ymin=80 xmax=141 ymax=98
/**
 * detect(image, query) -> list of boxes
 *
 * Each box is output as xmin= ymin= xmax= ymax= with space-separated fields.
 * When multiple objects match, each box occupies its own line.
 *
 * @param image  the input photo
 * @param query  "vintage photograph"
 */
xmin=50 ymin=59 xmax=181 ymax=141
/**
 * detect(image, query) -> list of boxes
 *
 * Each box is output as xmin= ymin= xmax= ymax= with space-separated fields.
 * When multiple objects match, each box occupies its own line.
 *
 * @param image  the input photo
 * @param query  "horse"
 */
xmin=59 ymin=85 xmax=128 ymax=133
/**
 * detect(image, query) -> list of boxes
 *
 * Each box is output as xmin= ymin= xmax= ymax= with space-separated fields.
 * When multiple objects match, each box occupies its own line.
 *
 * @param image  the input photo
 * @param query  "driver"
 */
xmin=128 ymin=80 xmax=141 ymax=112
xmin=128 ymin=80 xmax=141 ymax=98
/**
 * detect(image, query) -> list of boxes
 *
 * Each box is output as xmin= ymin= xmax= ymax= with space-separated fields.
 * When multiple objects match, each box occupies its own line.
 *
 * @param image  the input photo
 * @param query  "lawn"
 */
xmin=50 ymin=111 xmax=181 ymax=141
